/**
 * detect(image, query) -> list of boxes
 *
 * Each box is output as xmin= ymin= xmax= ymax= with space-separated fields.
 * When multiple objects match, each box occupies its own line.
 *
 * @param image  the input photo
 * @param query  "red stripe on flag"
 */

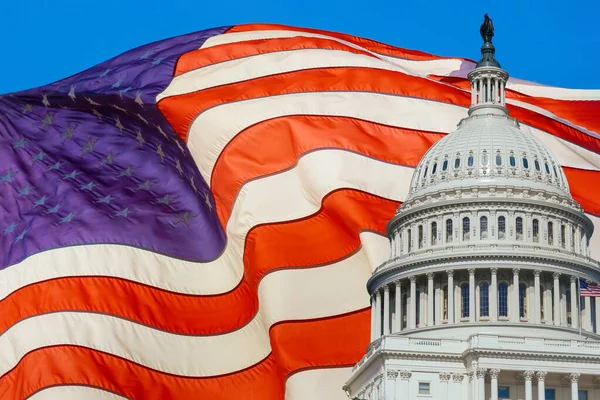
xmin=0 ymin=191 xmax=396 ymax=336
xmin=175 ymin=36 xmax=377 ymax=76
xmin=227 ymin=23 xmax=471 ymax=62
xmin=0 ymin=309 xmax=369 ymax=400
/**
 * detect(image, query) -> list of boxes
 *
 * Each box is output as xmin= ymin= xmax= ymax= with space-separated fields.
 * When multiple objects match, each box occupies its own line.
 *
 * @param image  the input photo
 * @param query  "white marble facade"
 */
xmin=344 ymin=20 xmax=600 ymax=400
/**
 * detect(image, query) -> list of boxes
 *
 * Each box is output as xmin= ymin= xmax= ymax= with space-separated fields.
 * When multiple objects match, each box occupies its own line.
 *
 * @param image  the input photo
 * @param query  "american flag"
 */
xmin=1 ymin=23 xmax=600 ymax=399
xmin=580 ymin=281 xmax=600 ymax=297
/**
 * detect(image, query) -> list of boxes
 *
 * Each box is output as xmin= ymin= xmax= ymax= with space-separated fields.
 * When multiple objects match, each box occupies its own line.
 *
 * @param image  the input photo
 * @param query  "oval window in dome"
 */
xmin=509 ymin=155 xmax=516 ymax=167
xmin=481 ymin=153 xmax=489 ymax=167
xmin=495 ymin=153 xmax=502 ymax=166
xmin=454 ymin=156 xmax=461 ymax=169
xmin=534 ymin=159 xmax=541 ymax=171
xmin=423 ymin=166 xmax=428 ymax=179
xmin=467 ymin=155 xmax=474 ymax=167
xmin=545 ymin=162 xmax=551 ymax=174
xmin=522 ymin=157 xmax=529 ymax=169
xmin=442 ymin=159 xmax=448 ymax=171
xmin=432 ymin=163 xmax=437 ymax=175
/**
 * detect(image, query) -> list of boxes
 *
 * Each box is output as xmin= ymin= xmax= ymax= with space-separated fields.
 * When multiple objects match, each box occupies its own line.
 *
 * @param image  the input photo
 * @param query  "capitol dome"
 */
xmin=407 ymin=114 xmax=572 ymax=201
xmin=345 ymin=15 xmax=600 ymax=400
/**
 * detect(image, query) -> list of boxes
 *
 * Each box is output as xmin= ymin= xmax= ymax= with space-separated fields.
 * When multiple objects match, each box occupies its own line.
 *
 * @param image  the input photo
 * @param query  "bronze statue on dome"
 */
xmin=480 ymin=13 xmax=494 ymax=43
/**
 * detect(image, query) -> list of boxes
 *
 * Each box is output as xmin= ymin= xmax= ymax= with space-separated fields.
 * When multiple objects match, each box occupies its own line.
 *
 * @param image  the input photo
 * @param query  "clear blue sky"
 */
xmin=1 ymin=0 xmax=598 ymax=94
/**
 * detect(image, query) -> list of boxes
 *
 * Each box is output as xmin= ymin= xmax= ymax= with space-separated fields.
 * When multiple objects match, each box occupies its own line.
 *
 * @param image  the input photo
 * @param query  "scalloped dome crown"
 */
xmin=407 ymin=113 xmax=571 ymax=201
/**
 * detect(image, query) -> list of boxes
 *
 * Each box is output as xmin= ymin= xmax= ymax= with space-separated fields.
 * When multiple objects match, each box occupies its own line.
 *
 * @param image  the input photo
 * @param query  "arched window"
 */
xmin=519 ymin=283 xmax=527 ymax=318
xmin=480 ymin=216 xmax=488 ymax=239
xmin=463 ymin=217 xmax=470 ymax=241
xmin=432 ymin=163 xmax=437 ymax=175
xmin=560 ymin=225 xmax=566 ymax=248
xmin=545 ymin=162 xmax=551 ymax=175
xmin=498 ymin=216 xmax=506 ymax=239
xmin=467 ymin=154 xmax=474 ymax=167
xmin=480 ymin=283 xmax=489 ymax=317
xmin=442 ymin=159 xmax=448 ymax=172
xmin=495 ymin=152 xmax=502 ymax=166
xmin=454 ymin=156 xmax=461 ymax=169
xmin=533 ymin=219 xmax=539 ymax=242
xmin=540 ymin=285 xmax=545 ymax=321
xmin=572 ymin=227 xmax=576 ymax=251
xmin=548 ymin=221 xmax=554 ymax=245
xmin=431 ymin=222 xmax=438 ymax=246
xmin=534 ymin=159 xmax=541 ymax=171
xmin=522 ymin=156 xmax=529 ymax=169
xmin=498 ymin=283 xmax=509 ymax=317
xmin=461 ymin=283 xmax=470 ymax=318
xmin=442 ymin=285 xmax=448 ymax=321
xmin=423 ymin=166 xmax=428 ymax=179
xmin=592 ymin=298 xmax=597 ymax=333
xmin=418 ymin=225 xmax=424 ymax=249
xmin=509 ymin=154 xmax=516 ymax=167
xmin=446 ymin=219 xmax=453 ymax=243
xmin=516 ymin=217 xmax=523 ymax=240
xmin=407 ymin=229 xmax=412 ymax=252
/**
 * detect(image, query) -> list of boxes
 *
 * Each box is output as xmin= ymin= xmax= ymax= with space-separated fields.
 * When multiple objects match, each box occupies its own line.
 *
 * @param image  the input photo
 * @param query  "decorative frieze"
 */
xmin=399 ymin=370 xmax=412 ymax=380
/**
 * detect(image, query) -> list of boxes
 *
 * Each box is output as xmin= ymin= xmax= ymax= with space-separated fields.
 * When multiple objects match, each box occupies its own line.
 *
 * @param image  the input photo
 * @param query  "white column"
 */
xmin=383 ymin=285 xmax=390 ymax=335
xmin=570 ymin=276 xmax=579 ymax=328
xmin=386 ymin=370 xmax=398 ymax=400
xmin=435 ymin=281 xmax=442 ymax=326
xmin=500 ymin=80 xmax=505 ymax=104
xmin=537 ymin=371 xmax=547 ymax=400
xmin=471 ymin=82 xmax=476 ymax=105
xmin=447 ymin=270 xmax=454 ymax=323
xmin=370 ymin=294 xmax=376 ymax=341
xmin=512 ymin=268 xmax=520 ymax=322
xmin=476 ymin=369 xmax=486 ymax=400
xmin=427 ymin=273 xmax=434 ymax=327
xmin=570 ymin=373 xmax=580 ymax=400
xmin=487 ymin=77 xmax=491 ymax=103
xmin=452 ymin=373 xmax=464 ymax=400
xmin=469 ymin=268 xmax=476 ymax=322
xmin=490 ymin=369 xmax=500 ymax=400
xmin=534 ymin=270 xmax=541 ymax=324
xmin=554 ymin=272 xmax=561 ymax=325
xmin=439 ymin=373 xmax=451 ymax=400
xmin=584 ymin=296 xmax=592 ymax=331
xmin=375 ymin=290 xmax=382 ymax=338
xmin=491 ymin=268 xmax=498 ymax=322
xmin=523 ymin=371 xmax=534 ymax=400
xmin=595 ymin=297 xmax=600 ymax=333
xmin=399 ymin=370 xmax=411 ymax=398
xmin=409 ymin=276 xmax=417 ymax=329
xmin=395 ymin=281 xmax=402 ymax=333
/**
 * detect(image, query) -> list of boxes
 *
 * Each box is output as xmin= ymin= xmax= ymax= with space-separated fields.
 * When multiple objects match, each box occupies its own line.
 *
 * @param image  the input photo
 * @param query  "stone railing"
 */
xmin=377 ymin=242 xmax=599 ymax=273
xmin=352 ymin=334 xmax=600 ymax=372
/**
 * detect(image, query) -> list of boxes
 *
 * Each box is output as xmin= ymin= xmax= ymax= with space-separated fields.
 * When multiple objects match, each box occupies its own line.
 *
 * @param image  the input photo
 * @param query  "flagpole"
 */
xmin=578 ymin=277 xmax=582 ymax=338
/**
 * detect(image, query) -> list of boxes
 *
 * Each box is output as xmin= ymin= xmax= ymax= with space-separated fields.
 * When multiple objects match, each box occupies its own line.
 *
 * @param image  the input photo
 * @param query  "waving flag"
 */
xmin=581 ymin=281 xmax=600 ymax=297
xmin=1 ymin=23 xmax=600 ymax=399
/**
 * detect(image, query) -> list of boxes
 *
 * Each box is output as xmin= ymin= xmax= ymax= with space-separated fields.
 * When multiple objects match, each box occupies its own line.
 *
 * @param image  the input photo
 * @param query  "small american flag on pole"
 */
xmin=580 ymin=280 xmax=600 ymax=297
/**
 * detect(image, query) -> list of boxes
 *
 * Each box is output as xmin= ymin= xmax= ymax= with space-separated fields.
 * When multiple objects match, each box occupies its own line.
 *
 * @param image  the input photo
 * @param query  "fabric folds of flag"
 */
xmin=0 ymin=23 xmax=600 ymax=399
xmin=581 ymin=281 xmax=600 ymax=297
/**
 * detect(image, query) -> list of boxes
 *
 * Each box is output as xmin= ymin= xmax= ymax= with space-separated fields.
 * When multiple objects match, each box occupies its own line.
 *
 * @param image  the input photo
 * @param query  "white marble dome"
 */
xmin=407 ymin=113 xmax=571 ymax=201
